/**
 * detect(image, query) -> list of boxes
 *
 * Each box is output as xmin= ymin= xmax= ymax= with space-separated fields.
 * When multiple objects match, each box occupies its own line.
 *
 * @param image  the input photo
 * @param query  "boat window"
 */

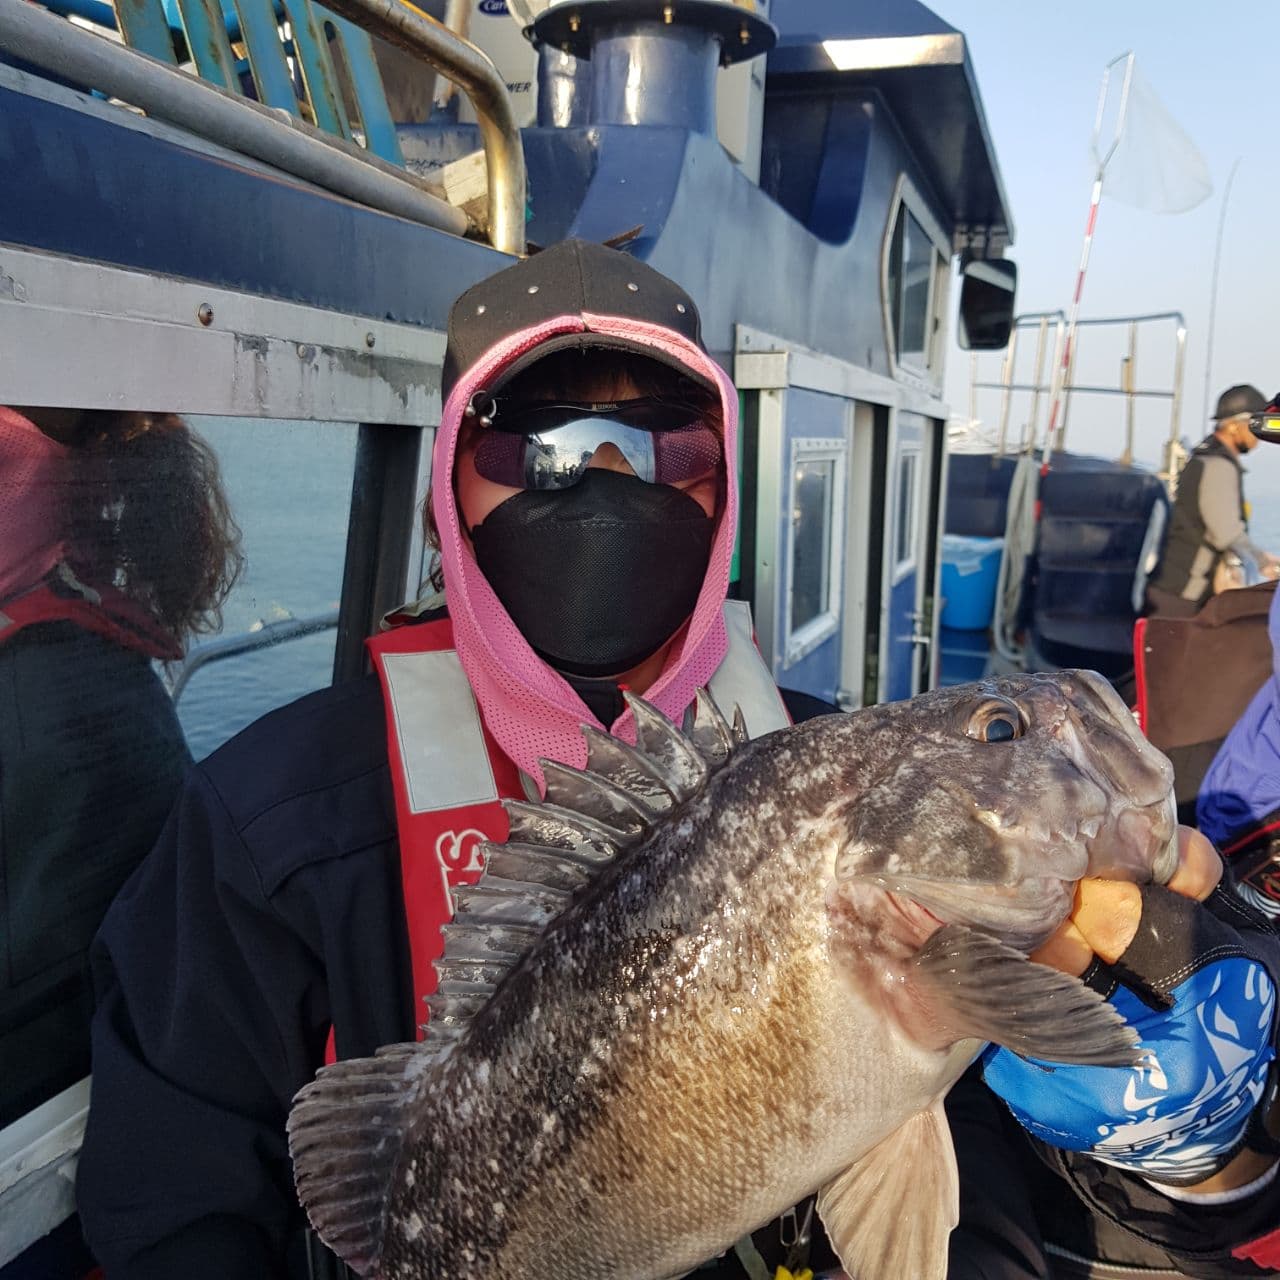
xmin=175 ymin=415 xmax=358 ymax=760
xmin=793 ymin=458 xmax=834 ymax=628
xmin=0 ymin=406 xmax=357 ymax=1135
xmin=894 ymin=446 xmax=921 ymax=574
xmin=784 ymin=438 xmax=847 ymax=665
xmin=886 ymin=201 xmax=945 ymax=375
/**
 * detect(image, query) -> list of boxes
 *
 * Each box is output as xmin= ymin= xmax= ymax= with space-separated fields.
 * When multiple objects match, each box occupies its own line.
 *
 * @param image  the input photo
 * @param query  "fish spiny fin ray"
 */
xmin=288 ymin=1042 xmax=443 ymax=1276
xmin=581 ymin=724 xmax=677 ymax=812
xmin=540 ymin=759 xmax=655 ymax=832
xmin=624 ymin=690 xmax=713 ymax=799
xmin=426 ymin=690 xmax=739 ymax=1053
xmin=502 ymin=801 xmax=627 ymax=862
xmin=911 ymin=924 xmax=1142 ymax=1065
xmin=817 ymin=1101 xmax=958 ymax=1280
xmin=681 ymin=686 xmax=736 ymax=765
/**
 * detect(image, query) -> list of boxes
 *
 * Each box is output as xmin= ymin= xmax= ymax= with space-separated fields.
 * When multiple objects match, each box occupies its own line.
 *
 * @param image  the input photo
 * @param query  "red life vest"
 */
xmin=366 ymin=612 xmax=527 ymax=1044
xmin=349 ymin=601 xmax=788 ymax=1066
xmin=0 ymin=575 xmax=181 ymax=661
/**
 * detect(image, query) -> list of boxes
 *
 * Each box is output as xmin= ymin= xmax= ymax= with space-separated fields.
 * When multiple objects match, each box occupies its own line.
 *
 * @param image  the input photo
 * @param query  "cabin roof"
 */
xmin=767 ymin=0 xmax=1015 ymax=251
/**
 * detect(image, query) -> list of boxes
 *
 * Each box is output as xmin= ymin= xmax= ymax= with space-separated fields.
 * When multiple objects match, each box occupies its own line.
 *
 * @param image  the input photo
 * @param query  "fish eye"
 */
xmin=964 ymin=697 xmax=1025 ymax=744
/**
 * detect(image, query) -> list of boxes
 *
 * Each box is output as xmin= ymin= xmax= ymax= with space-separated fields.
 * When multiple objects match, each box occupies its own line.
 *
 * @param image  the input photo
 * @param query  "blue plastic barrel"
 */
xmin=940 ymin=535 xmax=1004 ymax=631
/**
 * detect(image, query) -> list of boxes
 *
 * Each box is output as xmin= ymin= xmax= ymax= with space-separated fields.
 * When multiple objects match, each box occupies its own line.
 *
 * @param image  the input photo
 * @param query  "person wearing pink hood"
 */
xmin=75 ymin=240 xmax=807 ymax=1279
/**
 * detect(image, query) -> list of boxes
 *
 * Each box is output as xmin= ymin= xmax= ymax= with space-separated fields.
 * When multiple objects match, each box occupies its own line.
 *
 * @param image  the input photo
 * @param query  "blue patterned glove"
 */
xmin=983 ymin=885 xmax=1278 ymax=1184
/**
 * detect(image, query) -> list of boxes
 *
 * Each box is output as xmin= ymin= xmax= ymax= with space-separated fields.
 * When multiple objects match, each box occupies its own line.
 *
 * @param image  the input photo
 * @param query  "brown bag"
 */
xmin=1136 ymin=581 xmax=1275 ymax=817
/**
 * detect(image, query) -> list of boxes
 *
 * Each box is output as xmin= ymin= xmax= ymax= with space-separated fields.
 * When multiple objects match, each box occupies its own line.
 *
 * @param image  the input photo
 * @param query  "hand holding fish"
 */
xmin=1029 ymin=826 xmax=1222 ymax=976
xmin=984 ymin=826 xmax=1280 ymax=1188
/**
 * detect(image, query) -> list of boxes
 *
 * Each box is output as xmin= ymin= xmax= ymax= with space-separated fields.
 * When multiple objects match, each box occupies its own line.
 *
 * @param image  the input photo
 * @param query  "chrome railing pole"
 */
xmin=1026 ymin=316 xmax=1049 ymax=450
xmin=995 ymin=326 xmax=1018 ymax=456
xmin=1120 ymin=319 xmax=1137 ymax=465
xmin=433 ymin=0 xmax=471 ymax=113
xmin=1167 ymin=319 xmax=1188 ymax=489
xmin=0 ymin=0 xmax=470 ymax=238
xmin=316 ymin=0 xmax=527 ymax=255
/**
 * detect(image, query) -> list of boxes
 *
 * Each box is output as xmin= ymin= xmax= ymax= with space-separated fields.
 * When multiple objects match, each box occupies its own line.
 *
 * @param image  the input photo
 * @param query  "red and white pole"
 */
xmin=1044 ymin=170 xmax=1105 ymax=456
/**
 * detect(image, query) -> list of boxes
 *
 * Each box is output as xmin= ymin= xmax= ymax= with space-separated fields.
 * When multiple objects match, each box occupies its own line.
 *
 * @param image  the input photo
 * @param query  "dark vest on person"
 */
xmin=1153 ymin=435 xmax=1247 ymax=605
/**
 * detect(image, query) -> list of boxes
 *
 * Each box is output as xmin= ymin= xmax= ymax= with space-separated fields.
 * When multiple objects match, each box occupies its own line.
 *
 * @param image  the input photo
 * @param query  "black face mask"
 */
xmin=470 ymin=468 xmax=715 ymax=678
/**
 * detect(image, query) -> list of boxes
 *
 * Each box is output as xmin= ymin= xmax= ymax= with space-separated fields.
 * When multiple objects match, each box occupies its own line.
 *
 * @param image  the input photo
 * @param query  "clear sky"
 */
xmin=936 ymin=0 xmax=1280 ymax=490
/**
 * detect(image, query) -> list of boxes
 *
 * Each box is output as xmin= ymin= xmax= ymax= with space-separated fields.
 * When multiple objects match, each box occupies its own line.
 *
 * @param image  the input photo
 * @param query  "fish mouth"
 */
xmin=1081 ymin=791 xmax=1179 ymax=885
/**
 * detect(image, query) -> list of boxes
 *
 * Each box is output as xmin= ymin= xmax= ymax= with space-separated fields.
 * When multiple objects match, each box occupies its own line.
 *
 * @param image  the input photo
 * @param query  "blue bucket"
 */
xmin=940 ymin=535 xmax=1003 ymax=631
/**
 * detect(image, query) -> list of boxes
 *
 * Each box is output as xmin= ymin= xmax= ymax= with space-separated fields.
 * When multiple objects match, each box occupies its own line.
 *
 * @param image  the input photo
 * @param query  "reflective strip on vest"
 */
xmin=353 ymin=603 xmax=789 ymax=1067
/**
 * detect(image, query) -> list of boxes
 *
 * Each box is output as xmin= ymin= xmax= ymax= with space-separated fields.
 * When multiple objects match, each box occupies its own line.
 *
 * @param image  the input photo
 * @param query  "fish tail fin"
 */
xmin=288 ymin=1042 xmax=446 ymax=1274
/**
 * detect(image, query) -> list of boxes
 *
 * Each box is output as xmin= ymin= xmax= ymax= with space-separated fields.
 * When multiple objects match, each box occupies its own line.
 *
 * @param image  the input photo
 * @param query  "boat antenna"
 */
xmin=1201 ymin=157 xmax=1242 ymax=427
xmin=1042 ymin=51 xmax=1135 ymax=455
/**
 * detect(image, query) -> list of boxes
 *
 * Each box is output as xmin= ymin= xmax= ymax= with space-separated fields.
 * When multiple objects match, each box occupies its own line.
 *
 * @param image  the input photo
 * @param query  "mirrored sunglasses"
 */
xmin=471 ymin=398 xmax=722 ymax=492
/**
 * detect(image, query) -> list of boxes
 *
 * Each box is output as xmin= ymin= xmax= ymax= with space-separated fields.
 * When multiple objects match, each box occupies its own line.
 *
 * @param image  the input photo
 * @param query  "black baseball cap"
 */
xmin=1214 ymin=384 xmax=1267 ymax=420
xmin=442 ymin=239 xmax=714 ymax=400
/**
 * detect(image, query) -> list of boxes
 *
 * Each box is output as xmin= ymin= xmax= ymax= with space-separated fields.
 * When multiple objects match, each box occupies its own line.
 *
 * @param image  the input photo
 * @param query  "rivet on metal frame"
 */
xmin=365 ymin=332 xmax=376 ymax=349
xmin=196 ymin=303 xmax=214 ymax=326
xmin=627 ymin=282 xmax=639 ymax=292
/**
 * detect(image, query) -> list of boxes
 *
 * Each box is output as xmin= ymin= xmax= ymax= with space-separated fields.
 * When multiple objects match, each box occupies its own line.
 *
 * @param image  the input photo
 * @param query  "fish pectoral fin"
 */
xmin=817 ymin=1100 xmax=957 ymax=1280
xmin=288 ymin=1041 xmax=445 ymax=1276
xmin=911 ymin=923 xmax=1141 ymax=1066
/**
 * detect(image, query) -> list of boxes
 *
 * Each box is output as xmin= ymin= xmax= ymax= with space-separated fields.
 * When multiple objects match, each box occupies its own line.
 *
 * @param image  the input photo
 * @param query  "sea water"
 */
xmin=175 ymin=417 xmax=360 ymax=761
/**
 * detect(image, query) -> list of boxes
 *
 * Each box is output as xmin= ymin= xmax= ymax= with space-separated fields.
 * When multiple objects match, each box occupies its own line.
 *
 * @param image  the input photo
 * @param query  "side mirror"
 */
xmin=957 ymin=258 xmax=1017 ymax=351
xmin=1250 ymin=394 xmax=1280 ymax=445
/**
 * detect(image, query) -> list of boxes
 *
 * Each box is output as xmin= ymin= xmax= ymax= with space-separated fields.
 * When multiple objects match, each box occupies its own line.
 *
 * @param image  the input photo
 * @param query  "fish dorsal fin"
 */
xmin=581 ymin=725 xmax=676 ymax=813
xmin=502 ymin=800 xmax=627 ymax=862
xmin=425 ymin=689 xmax=740 ymax=1056
xmin=910 ymin=924 xmax=1141 ymax=1066
xmin=624 ymin=690 xmax=712 ymax=799
xmin=681 ymin=686 xmax=736 ymax=766
xmin=438 ymin=920 xmax=541 ymax=960
xmin=289 ymin=1041 xmax=445 ymax=1276
xmin=481 ymin=842 xmax=595 ymax=892
xmin=540 ymin=759 xmax=654 ymax=833
xmin=817 ymin=1100 xmax=958 ymax=1280
xmin=434 ymin=955 xmax=506 ymax=995
xmin=450 ymin=882 xmax=566 ymax=927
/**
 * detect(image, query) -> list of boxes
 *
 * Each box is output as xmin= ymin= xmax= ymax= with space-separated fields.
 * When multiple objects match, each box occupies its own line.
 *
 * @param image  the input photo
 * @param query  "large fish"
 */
xmin=289 ymin=671 xmax=1177 ymax=1280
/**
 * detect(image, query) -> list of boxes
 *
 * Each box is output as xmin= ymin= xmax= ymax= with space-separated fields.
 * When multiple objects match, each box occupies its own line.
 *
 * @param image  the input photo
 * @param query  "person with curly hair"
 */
xmin=0 ymin=405 xmax=243 ymax=1134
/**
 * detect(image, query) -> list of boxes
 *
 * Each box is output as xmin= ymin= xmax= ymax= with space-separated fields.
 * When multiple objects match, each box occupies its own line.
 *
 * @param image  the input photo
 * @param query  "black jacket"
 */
xmin=1 ymin=622 xmax=190 ymax=1130
xmin=77 ymin=673 xmax=1280 ymax=1278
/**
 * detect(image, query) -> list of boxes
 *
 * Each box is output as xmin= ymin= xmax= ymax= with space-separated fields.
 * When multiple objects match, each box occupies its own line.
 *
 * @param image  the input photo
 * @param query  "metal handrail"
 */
xmin=1062 ymin=311 xmax=1187 ymax=471
xmin=968 ymin=309 xmax=1187 ymax=485
xmin=0 ymin=0 xmax=469 ymax=238
xmin=4 ymin=0 xmax=527 ymax=253
xmin=313 ymin=0 xmax=526 ymax=255
xmin=968 ymin=311 xmax=1065 ymax=456
xmin=167 ymin=608 xmax=340 ymax=703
